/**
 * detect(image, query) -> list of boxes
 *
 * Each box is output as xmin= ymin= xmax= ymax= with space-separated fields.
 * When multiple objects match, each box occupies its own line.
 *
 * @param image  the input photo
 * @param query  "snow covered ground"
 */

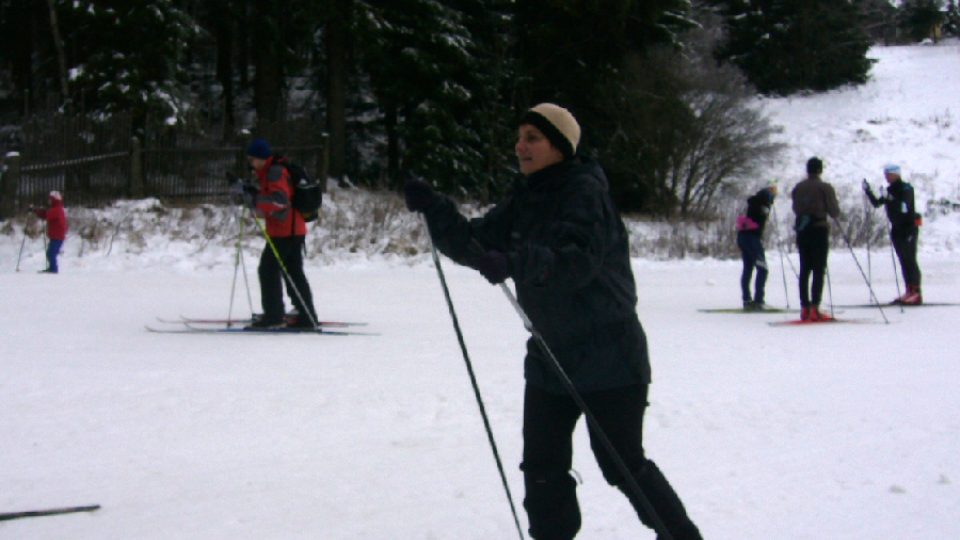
xmin=2 ymin=41 xmax=959 ymax=539
xmin=2 ymin=253 xmax=959 ymax=539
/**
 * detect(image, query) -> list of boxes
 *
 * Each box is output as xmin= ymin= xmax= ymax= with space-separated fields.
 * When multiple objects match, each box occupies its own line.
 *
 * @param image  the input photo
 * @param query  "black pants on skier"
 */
xmin=737 ymin=231 xmax=768 ymax=304
xmin=258 ymin=235 xmax=316 ymax=323
xmin=891 ymin=227 xmax=921 ymax=287
xmin=797 ymin=226 xmax=829 ymax=307
xmin=521 ymin=383 xmax=702 ymax=540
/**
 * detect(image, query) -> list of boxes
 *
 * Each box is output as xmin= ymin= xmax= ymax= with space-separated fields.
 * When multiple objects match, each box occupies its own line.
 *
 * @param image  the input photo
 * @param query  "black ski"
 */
xmin=833 ymin=302 xmax=960 ymax=309
xmin=0 ymin=504 xmax=100 ymax=522
xmin=157 ymin=316 xmax=367 ymax=327
xmin=146 ymin=324 xmax=377 ymax=336
xmin=698 ymin=306 xmax=791 ymax=314
xmin=767 ymin=317 xmax=878 ymax=327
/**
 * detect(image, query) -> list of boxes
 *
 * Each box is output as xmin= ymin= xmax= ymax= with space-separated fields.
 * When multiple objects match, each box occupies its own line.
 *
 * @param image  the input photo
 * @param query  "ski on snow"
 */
xmin=767 ymin=317 xmax=879 ymax=327
xmin=832 ymin=302 xmax=960 ymax=309
xmin=146 ymin=322 xmax=377 ymax=336
xmin=0 ymin=504 xmax=100 ymax=522
xmin=156 ymin=316 xmax=367 ymax=328
xmin=698 ymin=306 xmax=791 ymax=314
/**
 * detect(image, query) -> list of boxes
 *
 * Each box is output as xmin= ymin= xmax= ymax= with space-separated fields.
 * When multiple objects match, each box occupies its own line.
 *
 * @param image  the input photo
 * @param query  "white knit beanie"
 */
xmin=520 ymin=103 xmax=581 ymax=159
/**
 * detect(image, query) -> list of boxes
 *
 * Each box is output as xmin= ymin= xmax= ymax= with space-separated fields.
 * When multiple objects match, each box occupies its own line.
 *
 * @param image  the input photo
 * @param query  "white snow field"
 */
xmin=2 ymin=40 xmax=959 ymax=539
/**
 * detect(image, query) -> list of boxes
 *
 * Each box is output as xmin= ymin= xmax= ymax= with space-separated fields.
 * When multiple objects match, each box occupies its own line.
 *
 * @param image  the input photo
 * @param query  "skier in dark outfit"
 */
xmin=736 ymin=183 xmax=778 ymax=309
xmin=791 ymin=157 xmax=841 ymax=321
xmin=404 ymin=103 xmax=702 ymax=540
xmin=863 ymin=164 xmax=922 ymax=304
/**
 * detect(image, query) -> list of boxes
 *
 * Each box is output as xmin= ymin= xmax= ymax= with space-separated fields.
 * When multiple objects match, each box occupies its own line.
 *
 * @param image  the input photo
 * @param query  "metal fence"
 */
xmin=0 ymin=114 xmax=328 ymax=218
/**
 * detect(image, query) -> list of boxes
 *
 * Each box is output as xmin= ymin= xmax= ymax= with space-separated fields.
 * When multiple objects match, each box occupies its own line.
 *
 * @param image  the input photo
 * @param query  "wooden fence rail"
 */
xmin=0 ymin=134 xmax=328 ymax=219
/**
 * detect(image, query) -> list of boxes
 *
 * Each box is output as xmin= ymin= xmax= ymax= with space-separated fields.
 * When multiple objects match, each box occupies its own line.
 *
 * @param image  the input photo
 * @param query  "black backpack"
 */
xmin=281 ymin=160 xmax=323 ymax=222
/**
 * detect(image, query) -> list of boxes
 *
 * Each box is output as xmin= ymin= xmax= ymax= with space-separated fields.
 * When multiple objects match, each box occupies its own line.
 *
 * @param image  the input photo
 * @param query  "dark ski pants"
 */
xmin=891 ymin=227 xmax=921 ymax=287
xmin=46 ymin=239 xmax=63 ymax=273
xmin=258 ymin=235 xmax=316 ymax=322
xmin=521 ymin=383 xmax=702 ymax=540
xmin=737 ymin=231 xmax=768 ymax=303
xmin=797 ymin=227 xmax=829 ymax=307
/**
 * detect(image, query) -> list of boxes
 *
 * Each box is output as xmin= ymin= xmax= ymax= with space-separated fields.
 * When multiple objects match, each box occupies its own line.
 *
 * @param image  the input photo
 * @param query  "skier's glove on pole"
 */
xmin=475 ymin=250 xmax=511 ymax=284
xmin=403 ymin=178 xmax=436 ymax=212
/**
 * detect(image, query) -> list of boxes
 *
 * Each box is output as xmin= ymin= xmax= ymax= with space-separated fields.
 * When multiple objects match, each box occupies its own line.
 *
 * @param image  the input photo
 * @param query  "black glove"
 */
xmin=403 ymin=178 xmax=436 ymax=212
xmin=229 ymin=180 xmax=258 ymax=207
xmin=475 ymin=250 xmax=511 ymax=284
xmin=862 ymin=179 xmax=874 ymax=197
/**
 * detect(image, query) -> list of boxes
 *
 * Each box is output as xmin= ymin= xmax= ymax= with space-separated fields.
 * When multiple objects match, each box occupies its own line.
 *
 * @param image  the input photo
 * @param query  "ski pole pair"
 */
xmin=423 ymin=221 xmax=673 ymax=540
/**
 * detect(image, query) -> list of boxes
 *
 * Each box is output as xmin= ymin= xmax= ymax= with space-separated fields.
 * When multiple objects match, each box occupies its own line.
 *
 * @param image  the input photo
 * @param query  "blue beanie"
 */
xmin=883 ymin=163 xmax=901 ymax=175
xmin=246 ymin=138 xmax=272 ymax=159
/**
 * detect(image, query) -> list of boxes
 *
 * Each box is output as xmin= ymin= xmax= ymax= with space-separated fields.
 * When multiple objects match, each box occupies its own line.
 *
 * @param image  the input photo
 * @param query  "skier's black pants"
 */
xmin=737 ymin=231 xmax=768 ymax=303
xmin=521 ymin=383 xmax=702 ymax=540
xmin=891 ymin=227 xmax=921 ymax=287
xmin=797 ymin=226 xmax=829 ymax=307
xmin=258 ymin=235 xmax=316 ymax=322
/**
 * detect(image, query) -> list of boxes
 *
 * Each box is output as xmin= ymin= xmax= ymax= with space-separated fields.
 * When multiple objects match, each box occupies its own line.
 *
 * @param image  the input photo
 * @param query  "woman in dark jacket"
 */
xmin=736 ymin=183 xmax=778 ymax=309
xmin=863 ymin=164 xmax=922 ymax=304
xmin=404 ymin=103 xmax=701 ymax=540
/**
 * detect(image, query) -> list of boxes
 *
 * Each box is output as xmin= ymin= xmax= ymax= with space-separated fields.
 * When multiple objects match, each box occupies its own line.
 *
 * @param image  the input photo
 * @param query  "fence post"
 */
xmin=129 ymin=136 xmax=144 ymax=198
xmin=1 ymin=152 xmax=20 ymax=219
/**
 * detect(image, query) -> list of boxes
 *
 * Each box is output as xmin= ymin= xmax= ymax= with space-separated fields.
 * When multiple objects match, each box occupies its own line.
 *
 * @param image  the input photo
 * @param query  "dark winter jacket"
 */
xmin=254 ymin=156 xmax=307 ymax=238
xmin=866 ymin=179 xmax=918 ymax=234
xmin=791 ymin=175 xmax=840 ymax=231
xmin=422 ymin=158 xmax=651 ymax=394
xmin=742 ymin=188 xmax=775 ymax=236
xmin=33 ymin=196 xmax=67 ymax=240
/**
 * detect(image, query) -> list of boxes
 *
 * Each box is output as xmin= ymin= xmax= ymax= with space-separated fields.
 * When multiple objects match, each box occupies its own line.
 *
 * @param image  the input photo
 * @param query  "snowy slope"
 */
xmin=758 ymin=39 xmax=960 ymax=252
xmin=1 ymin=41 xmax=960 ymax=540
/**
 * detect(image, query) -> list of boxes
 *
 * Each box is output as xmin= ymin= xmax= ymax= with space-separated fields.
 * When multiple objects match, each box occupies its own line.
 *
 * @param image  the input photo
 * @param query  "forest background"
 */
xmin=1 ymin=0 xmax=959 ymax=217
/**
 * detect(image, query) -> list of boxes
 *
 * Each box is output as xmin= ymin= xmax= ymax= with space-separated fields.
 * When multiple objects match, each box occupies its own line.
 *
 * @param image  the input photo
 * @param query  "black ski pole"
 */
xmin=227 ymin=205 xmax=245 ymax=327
xmin=825 ymin=266 xmax=835 ymax=318
xmin=15 ymin=226 xmax=27 ymax=272
xmin=770 ymin=204 xmax=791 ymax=308
xmin=889 ymin=230 xmax=905 ymax=313
xmin=0 ymin=504 xmax=100 ymax=522
xmin=495 ymin=282 xmax=673 ymax=540
xmin=424 ymin=222 xmax=525 ymax=540
xmin=831 ymin=216 xmax=889 ymax=324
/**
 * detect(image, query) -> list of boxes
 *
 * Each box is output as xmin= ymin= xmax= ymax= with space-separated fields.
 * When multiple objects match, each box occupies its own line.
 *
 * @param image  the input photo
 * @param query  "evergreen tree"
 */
xmin=55 ymin=1 xmax=200 ymax=128
xmin=713 ymin=0 xmax=874 ymax=95
xmin=352 ymin=0 xmax=507 ymax=193
xmin=898 ymin=0 xmax=945 ymax=42
xmin=512 ymin=0 xmax=695 ymax=116
xmin=945 ymin=0 xmax=960 ymax=36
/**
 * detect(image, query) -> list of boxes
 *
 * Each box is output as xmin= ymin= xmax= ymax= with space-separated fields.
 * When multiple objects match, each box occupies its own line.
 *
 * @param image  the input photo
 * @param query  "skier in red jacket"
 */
xmin=31 ymin=190 xmax=68 ymax=273
xmin=245 ymin=138 xmax=317 ymax=329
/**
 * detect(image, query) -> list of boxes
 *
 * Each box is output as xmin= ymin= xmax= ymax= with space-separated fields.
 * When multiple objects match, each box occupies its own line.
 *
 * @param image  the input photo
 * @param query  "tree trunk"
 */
xmin=325 ymin=0 xmax=352 ymax=182
xmin=253 ymin=0 xmax=283 ymax=126
xmin=385 ymin=102 xmax=399 ymax=189
xmin=215 ymin=4 xmax=236 ymax=139
xmin=45 ymin=0 xmax=70 ymax=113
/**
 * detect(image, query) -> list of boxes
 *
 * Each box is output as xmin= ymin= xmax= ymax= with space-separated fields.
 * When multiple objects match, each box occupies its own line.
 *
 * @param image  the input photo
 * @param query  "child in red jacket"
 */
xmin=32 ymin=190 xmax=68 ymax=273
